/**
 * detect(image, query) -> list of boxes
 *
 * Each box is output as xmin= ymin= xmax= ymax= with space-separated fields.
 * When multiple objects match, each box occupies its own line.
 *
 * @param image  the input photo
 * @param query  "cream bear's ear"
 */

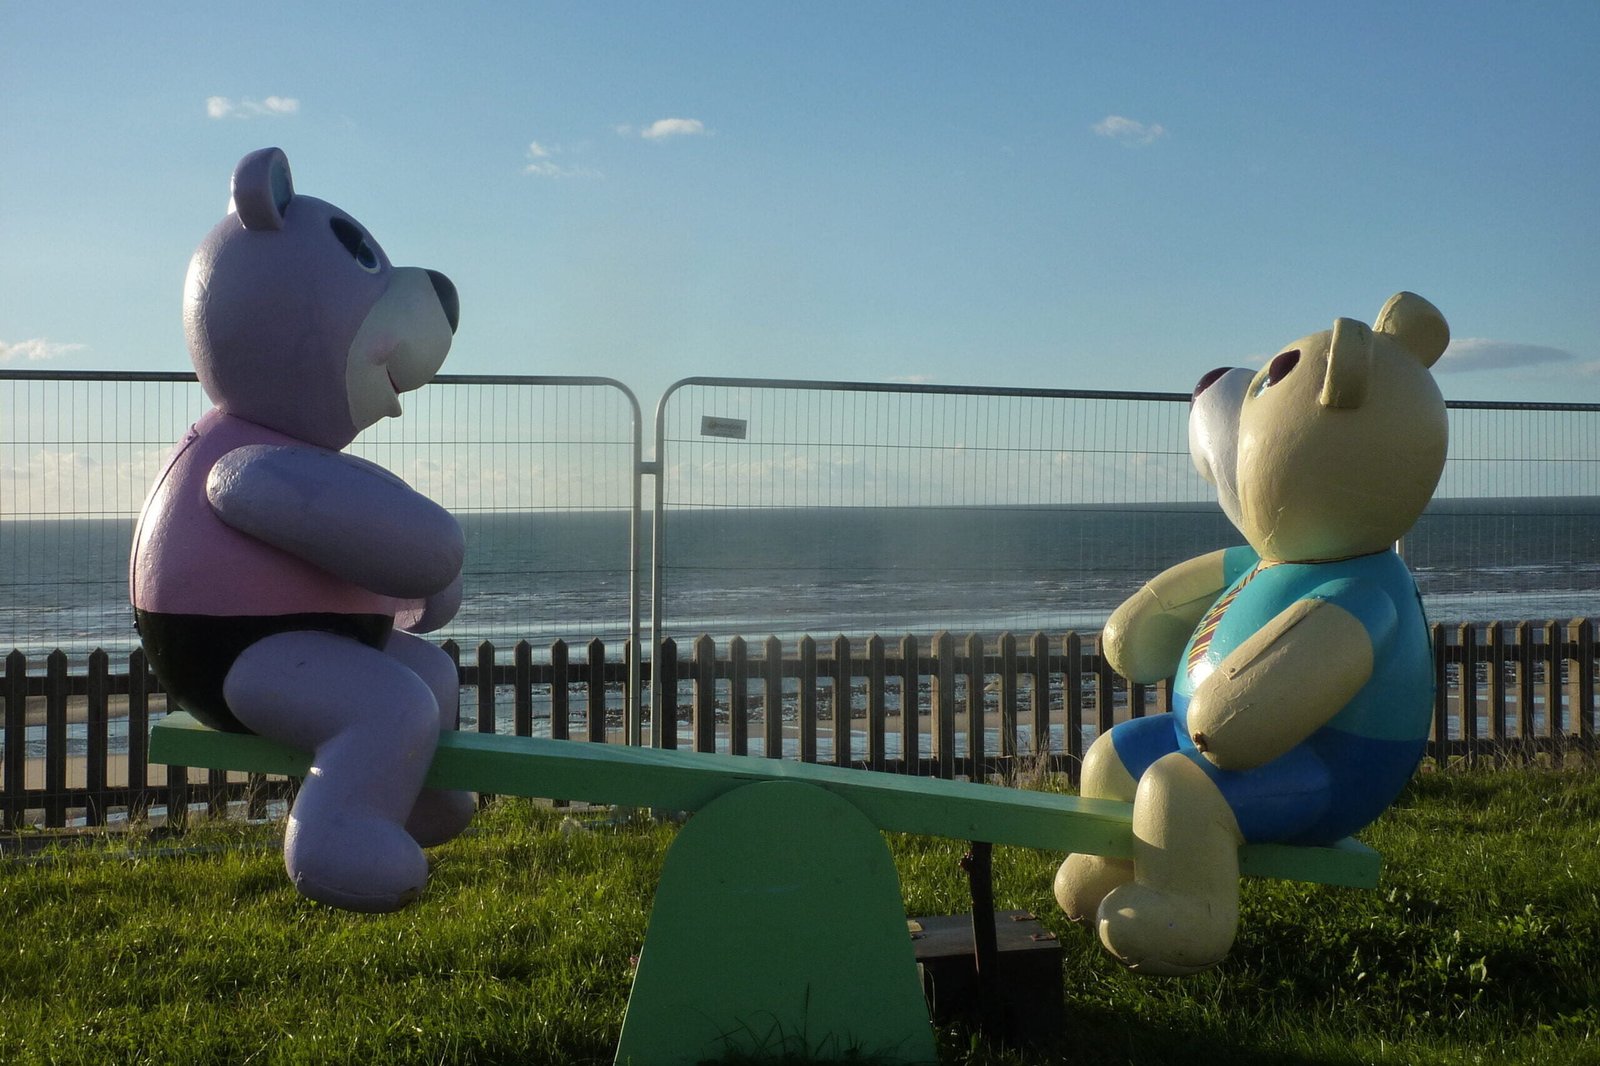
xmin=1322 ymin=318 xmax=1372 ymax=409
xmin=1374 ymin=292 xmax=1449 ymax=368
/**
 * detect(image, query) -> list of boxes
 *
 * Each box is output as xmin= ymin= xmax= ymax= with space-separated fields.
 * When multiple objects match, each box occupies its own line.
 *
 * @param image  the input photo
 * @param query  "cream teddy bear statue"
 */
xmin=1055 ymin=292 xmax=1449 ymax=974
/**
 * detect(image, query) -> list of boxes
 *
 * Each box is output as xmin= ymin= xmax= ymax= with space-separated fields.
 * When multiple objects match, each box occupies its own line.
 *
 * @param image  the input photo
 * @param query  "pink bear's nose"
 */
xmin=427 ymin=270 xmax=459 ymax=334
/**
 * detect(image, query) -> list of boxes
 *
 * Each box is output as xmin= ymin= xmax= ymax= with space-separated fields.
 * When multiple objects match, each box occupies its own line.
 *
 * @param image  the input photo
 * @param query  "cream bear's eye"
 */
xmin=1254 ymin=348 xmax=1301 ymax=395
xmin=329 ymin=217 xmax=382 ymax=274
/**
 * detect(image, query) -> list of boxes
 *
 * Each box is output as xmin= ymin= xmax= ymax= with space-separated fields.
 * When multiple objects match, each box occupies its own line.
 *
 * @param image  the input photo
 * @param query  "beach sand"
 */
xmin=16 ymin=692 xmax=170 ymax=729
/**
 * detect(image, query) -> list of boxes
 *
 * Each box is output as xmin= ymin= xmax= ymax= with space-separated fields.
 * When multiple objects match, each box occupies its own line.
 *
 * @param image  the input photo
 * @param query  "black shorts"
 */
xmin=134 ymin=610 xmax=394 ymax=733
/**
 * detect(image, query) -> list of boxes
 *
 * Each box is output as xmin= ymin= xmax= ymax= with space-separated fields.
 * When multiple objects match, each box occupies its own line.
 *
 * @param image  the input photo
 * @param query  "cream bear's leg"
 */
xmin=384 ymin=629 xmax=477 ymax=848
xmin=1097 ymin=751 xmax=1244 ymax=975
xmin=224 ymin=631 xmax=440 ymax=912
xmin=1053 ymin=730 xmax=1138 ymax=924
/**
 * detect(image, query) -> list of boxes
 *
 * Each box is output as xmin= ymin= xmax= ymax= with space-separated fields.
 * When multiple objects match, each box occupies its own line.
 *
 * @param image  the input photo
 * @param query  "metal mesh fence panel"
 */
xmin=652 ymin=379 xmax=1600 ymax=642
xmin=1411 ymin=403 xmax=1600 ymax=624
xmin=350 ymin=376 xmax=642 ymax=650
xmin=0 ymin=372 xmax=641 ymax=657
xmin=0 ymin=373 xmax=207 ymax=656
xmin=652 ymin=379 xmax=1219 ymax=644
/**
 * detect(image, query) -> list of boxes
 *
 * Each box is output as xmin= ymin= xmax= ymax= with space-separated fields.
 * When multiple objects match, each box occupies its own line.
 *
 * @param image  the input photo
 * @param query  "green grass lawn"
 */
xmin=3 ymin=767 xmax=1598 ymax=1065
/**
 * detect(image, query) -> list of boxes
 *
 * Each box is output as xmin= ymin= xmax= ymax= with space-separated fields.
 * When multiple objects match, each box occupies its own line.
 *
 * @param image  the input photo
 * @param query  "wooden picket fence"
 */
xmin=2 ymin=620 xmax=1596 ymax=831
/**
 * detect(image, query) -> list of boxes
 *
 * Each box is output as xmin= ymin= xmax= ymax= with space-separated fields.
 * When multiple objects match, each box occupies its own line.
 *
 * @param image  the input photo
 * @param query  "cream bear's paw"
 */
xmin=1096 ymin=881 xmax=1236 ymax=976
xmin=1053 ymin=853 xmax=1134 ymax=926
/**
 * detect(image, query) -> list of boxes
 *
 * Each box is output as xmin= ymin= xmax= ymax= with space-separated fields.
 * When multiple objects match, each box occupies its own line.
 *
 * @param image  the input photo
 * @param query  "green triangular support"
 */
xmin=615 ymin=780 xmax=937 ymax=1065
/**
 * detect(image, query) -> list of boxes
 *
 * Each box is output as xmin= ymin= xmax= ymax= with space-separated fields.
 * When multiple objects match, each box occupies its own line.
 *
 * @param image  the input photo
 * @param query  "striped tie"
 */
xmin=1185 ymin=563 xmax=1268 ymax=675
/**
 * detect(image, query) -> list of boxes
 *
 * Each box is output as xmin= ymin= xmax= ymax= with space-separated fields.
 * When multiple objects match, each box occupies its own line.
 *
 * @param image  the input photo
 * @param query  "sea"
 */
xmin=3 ymin=497 xmax=1599 ymax=659
xmin=3 ymin=498 xmax=1597 ymax=774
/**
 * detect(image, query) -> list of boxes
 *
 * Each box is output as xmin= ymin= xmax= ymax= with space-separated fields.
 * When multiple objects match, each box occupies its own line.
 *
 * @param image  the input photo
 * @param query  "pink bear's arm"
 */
xmin=395 ymin=574 xmax=462 ymax=634
xmin=206 ymin=444 xmax=463 ymax=599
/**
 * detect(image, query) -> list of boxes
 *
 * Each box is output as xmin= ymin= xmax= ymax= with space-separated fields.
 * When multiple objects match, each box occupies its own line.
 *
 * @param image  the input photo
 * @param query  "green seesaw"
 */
xmin=150 ymin=713 xmax=1378 ymax=1065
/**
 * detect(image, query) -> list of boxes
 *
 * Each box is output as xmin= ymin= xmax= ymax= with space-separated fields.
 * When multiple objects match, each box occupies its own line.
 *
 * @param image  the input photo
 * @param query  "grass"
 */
xmin=2 ymin=768 xmax=1599 ymax=1065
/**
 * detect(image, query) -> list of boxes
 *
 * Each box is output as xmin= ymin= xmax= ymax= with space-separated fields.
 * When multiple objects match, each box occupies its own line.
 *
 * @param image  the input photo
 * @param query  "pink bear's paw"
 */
xmin=284 ymin=812 xmax=429 ymax=912
xmin=405 ymin=788 xmax=477 ymax=849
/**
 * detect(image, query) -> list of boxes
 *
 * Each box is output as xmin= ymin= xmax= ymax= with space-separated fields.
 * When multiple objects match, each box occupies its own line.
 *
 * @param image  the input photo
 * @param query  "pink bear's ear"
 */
xmin=230 ymin=147 xmax=294 ymax=231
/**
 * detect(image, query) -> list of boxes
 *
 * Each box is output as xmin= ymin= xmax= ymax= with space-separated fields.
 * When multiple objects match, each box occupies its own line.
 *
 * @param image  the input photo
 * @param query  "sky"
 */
xmin=3 ymin=2 xmax=1598 ymax=415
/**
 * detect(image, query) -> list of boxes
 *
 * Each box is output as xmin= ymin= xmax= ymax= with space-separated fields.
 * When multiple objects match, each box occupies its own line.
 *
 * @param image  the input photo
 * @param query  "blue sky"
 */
xmin=3 ymin=2 xmax=1597 ymax=412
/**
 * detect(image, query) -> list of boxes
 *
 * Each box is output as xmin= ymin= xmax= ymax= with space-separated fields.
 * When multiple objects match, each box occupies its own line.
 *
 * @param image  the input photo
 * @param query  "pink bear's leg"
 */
xmin=224 ymin=630 xmax=439 ymax=912
xmin=384 ymin=628 xmax=477 ymax=848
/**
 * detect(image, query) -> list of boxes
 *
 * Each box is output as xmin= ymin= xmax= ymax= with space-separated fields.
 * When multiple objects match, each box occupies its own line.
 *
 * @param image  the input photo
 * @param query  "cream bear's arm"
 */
xmin=207 ymin=444 xmax=464 ymax=598
xmin=1101 ymin=549 xmax=1232 ymax=684
xmin=1186 ymin=598 xmax=1375 ymax=771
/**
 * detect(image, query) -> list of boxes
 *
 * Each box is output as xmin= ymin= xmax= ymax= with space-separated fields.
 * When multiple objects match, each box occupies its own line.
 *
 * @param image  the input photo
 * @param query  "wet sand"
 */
xmin=15 ymin=693 xmax=169 ymax=728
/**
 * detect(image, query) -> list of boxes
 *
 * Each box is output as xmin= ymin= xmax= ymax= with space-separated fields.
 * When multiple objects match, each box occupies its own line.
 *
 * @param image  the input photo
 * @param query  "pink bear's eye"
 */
xmin=330 ymin=217 xmax=382 ymax=274
xmin=1192 ymin=366 xmax=1233 ymax=401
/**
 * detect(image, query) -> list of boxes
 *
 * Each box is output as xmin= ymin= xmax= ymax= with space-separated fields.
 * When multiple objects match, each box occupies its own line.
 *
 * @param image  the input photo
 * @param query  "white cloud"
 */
xmin=206 ymin=95 xmax=300 ymax=120
xmin=1436 ymin=338 xmax=1578 ymax=374
xmin=0 ymin=338 xmax=87 ymax=362
xmin=523 ymin=161 xmax=601 ymax=179
xmin=1092 ymin=115 xmax=1166 ymax=146
xmin=522 ymin=141 xmax=600 ymax=179
xmin=638 ymin=117 xmax=708 ymax=141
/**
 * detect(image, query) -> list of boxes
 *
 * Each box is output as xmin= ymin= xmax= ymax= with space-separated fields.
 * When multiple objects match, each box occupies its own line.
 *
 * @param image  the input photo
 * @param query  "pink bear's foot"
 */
xmin=285 ymin=812 xmax=428 ymax=912
xmin=405 ymin=788 xmax=477 ymax=849
xmin=1096 ymin=880 xmax=1237 ymax=976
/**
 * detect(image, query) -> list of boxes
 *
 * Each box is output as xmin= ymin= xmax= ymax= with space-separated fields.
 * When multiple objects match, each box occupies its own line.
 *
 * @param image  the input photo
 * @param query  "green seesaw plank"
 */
xmin=149 ymin=712 xmax=1380 ymax=888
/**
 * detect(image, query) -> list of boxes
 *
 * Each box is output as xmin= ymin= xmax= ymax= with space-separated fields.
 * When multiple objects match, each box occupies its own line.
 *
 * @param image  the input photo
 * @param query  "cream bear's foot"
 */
xmin=1095 ymin=880 xmax=1238 ymax=976
xmin=1053 ymin=853 xmax=1134 ymax=926
xmin=285 ymin=812 xmax=429 ymax=912
xmin=406 ymin=788 xmax=477 ymax=848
